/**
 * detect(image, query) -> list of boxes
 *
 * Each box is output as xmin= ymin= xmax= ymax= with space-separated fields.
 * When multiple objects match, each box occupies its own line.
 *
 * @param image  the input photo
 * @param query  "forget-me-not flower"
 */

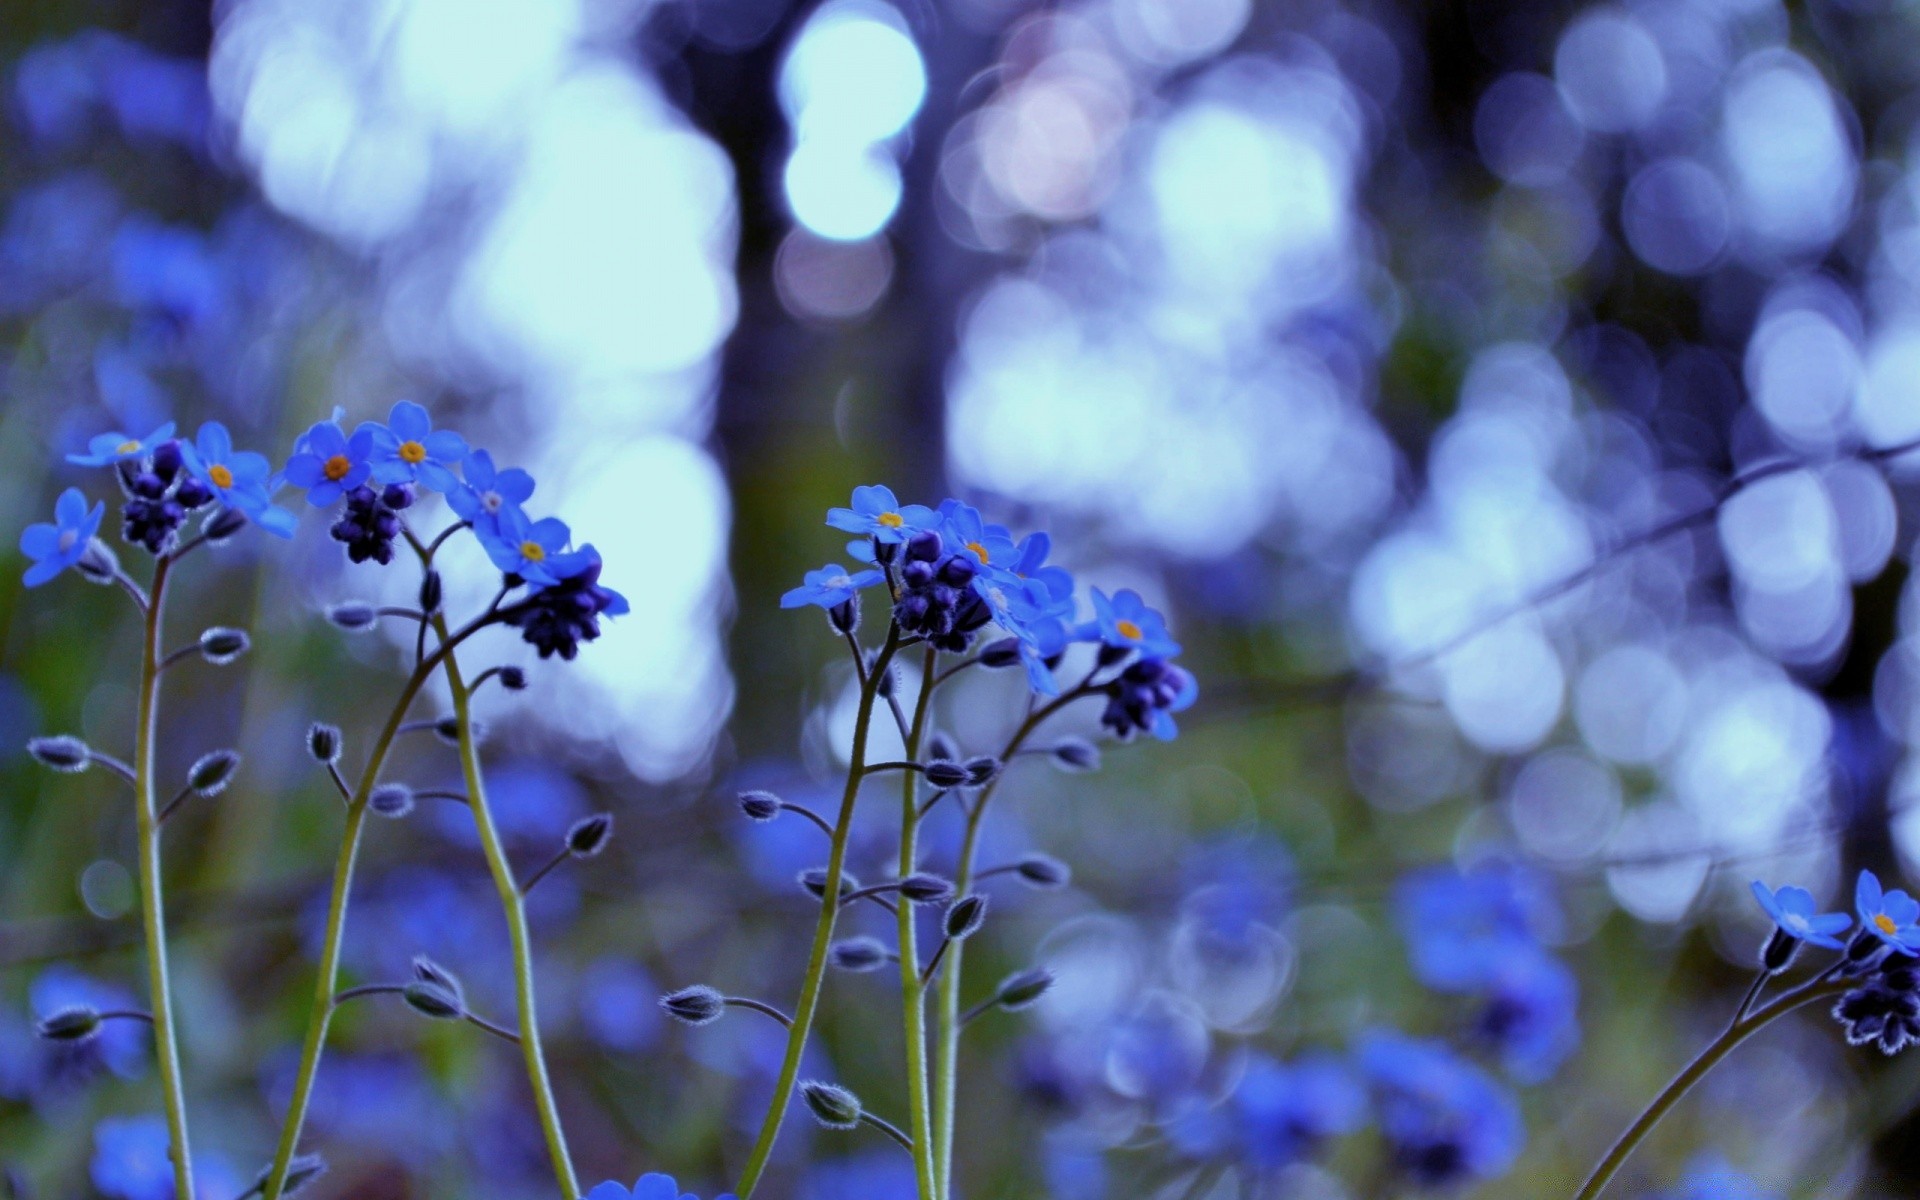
xmin=782 ymin=563 xmax=884 ymax=610
xmin=939 ymin=498 xmax=1018 ymax=572
xmin=447 ymin=449 xmax=534 ymax=536
xmin=583 ymin=1172 xmax=736 ymax=1200
xmin=478 ymin=506 xmax=572 ymax=586
xmin=1360 ymin=1029 xmax=1523 ymax=1187
xmin=281 ymin=419 xmax=375 ymax=507
xmin=367 ymin=401 xmax=467 ymax=492
xmin=180 ymin=421 xmax=294 ymax=537
xmin=1084 ymin=588 xmax=1182 ymax=659
xmin=20 ymin=487 xmax=104 ymax=586
xmin=67 ymin=421 xmax=175 ymax=467
xmin=826 ymin=484 xmax=935 ymax=544
xmin=1751 ymin=880 xmax=1851 ymax=950
xmin=1856 ymin=870 xmax=1920 ymax=955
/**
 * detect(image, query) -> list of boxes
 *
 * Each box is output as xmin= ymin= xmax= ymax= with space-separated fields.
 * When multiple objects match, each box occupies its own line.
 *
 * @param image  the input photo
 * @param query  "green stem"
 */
xmin=134 ymin=553 xmax=195 ymax=1200
xmin=1572 ymin=976 xmax=1852 ymax=1200
xmin=736 ymin=626 xmax=901 ymax=1198
xmin=930 ymin=687 xmax=1090 ymax=1199
xmin=435 ymin=618 xmax=579 ymax=1199
xmin=896 ymin=646 xmax=939 ymax=1200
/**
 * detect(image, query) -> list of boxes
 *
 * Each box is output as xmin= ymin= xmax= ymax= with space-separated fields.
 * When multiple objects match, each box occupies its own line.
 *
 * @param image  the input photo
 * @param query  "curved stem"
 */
xmin=133 ymin=553 xmax=195 ymax=1200
xmin=723 ymin=997 xmax=796 ymax=1027
xmin=435 ymin=617 xmax=580 ymax=1199
xmin=860 ymin=1110 xmax=917 ymax=1155
xmin=735 ymin=626 xmax=902 ymax=1198
xmin=1572 ymin=977 xmax=1852 ymax=1200
xmin=896 ymin=645 xmax=940 ymax=1200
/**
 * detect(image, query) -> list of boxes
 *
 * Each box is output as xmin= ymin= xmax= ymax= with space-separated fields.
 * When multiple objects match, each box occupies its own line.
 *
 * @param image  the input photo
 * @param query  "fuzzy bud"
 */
xmin=978 ymin=637 xmax=1023 ymax=669
xmin=431 ymin=716 xmax=465 ymax=746
xmin=1095 ymin=642 xmax=1132 ymax=668
xmin=829 ymin=937 xmax=892 ymax=972
xmin=800 ymin=1080 xmax=862 ymax=1129
xmin=739 ymin=790 xmax=783 ymax=822
xmin=35 ymin=1005 xmax=102 ymax=1043
xmin=411 ymin=956 xmax=465 ymax=1006
xmin=995 ymin=967 xmax=1054 ymax=1011
xmin=1015 ymin=854 xmax=1071 ymax=889
xmin=27 ymin=735 xmax=91 ymax=774
xmin=962 ymin=756 xmax=1000 ymax=786
xmin=898 ymin=873 xmax=955 ymax=905
xmin=75 ymin=538 xmax=120 ymax=585
xmin=944 ymin=894 xmax=988 ymax=941
xmin=197 ymin=627 xmax=251 ymax=665
xmin=1049 ymin=738 xmax=1101 ymax=773
xmin=497 ymin=665 xmax=528 ymax=691
xmin=829 ymin=597 xmax=859 ymax=636
xmin=325 ymin=601 xmax=379 ymax=632
xmin=187 ymin=750 xmax=241 ymax=797
xmin=1761 ymin=927 xmax=1800 ymax=976
xmin=418 ymin=570 xmax=443 ymax=617
xmin=368 ymin=783 xmax=415 ymax=819
xmin=873 ymin=662 xmax=896 ymax=697
xmin=923 ymin=760 xmax=968 ymax=789
xmin=801 ymin=868 xmax=860 ymax=900
xmin=927 ymin=731 xmax=961 ymax=763
xmin=660 ymin=985 xmax=726 ymax=1026
xmin=566 ymin=813 xmax=613 ymax=858
xmin=306 ymin=723 xmax=342 ymax=765
xmin=401 ymin=981 xmax=464 ymax=1020
xmin=202 ymin=507 xmax=248 ymax=544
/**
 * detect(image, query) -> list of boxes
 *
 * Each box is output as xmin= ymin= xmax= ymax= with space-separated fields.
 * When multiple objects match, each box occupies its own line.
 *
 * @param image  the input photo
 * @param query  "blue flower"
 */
xmin=1856 ymin=870 xmax=1920 ymax=955
xmin=1230 ymin=1052 xmax=1366 ymax=1168
xmin=281 ymin=419 xmax=375 ymax=507
xmin=1006 ymin=531 xmax=1074 ymax=603
xmin=478 ymin=506 xmax=573 ymax=586
xmin=782 ymin=563 xmax=885 ymax=610
xmin=67 ymin=420 xmax=175 ymax=467
xmin=1084 ymin=588 xmax=1181 ymax=659
xmin=179 ymin=421 xmax=294 ymax=538
xmin=366 ymin=401 xmax=467 ymax=492
xmin=20 ymin=487 xmax=103 ymax=586
xmin=1751 ymin=880 xmax=1851 ymax=950
xmin=1393 ymin=866 xmax=1546 ymax=992
xmin=1359 ymin=1029 xmax=1523 ymax=1188
xmin=1477 ymin=948 xmax=1580 ymax=1083
xmin=938 ymin=499 xmax=1018 ymax=573
xmin=447 ymin=449 xmax=535 ymax=535
xmin=91 ymin=1115 xmax=174 ymax=1200
xmin=826 ymin=484 xmax=936 ymax=544
xmin=582 ymin=1173 xmax=737 ymax=1200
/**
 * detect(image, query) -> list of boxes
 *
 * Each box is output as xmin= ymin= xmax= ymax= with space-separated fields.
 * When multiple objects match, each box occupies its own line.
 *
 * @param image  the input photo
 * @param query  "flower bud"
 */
xmin=249 ymin=1154 xmax=328 ymax=1198
xmin=962 ymin=756 xmax=1000 ymax=786
xmin=306 ymin=723 xmax=342 ymax=765
xmin=739 ymin=790 xmax=782 ymax=822
xmin=944 ymin=894 xmax=988 ymax=941
xmin=978 ymin=637 xmax=1023 ymax=669
xmin=1049 ymin=738 xmax=1100 ymax=773
xmin=497 ymin=665 xmax=528 ymax=691
xmin=187 ymin=749 xmax=241 ymax=797
xmin=829 ymin=597 xmax=859 ymax=636
xmin=874 ymin=663 xmax=895 ymax=697
xmin=325 ymin=602 xmax=379 ymax=632
xmin=800 ymin=1080 xmax=862 ymax=1129
xmin=431 ymin=716 xmax=464 ymax=746
xmin=418 ymin=570 xmax=443 ymax=617
xmin=898 ymin=873 xmax=955 ymax=905
xmin=412 ymin=956 xmax=465 ymax=1006
xmin=923 ymin=760 xmax=968 ymax=789
xmin=660 ymin=985 xmax=726 ymax=1026
xmin=801 ymin=867 xmax=863 ymax=899
xmin=567 ymin=813 xmax=613 ymax=858
xmin=1015 ymin=854 xmax=1071 ymax=889
xmin=401 ymin=981 xmax=464 ymax=1020
xmin=35 ymin=1005 xmax=102 ymax=1043
xmin=1760 ymin=927 xmax=1800 ymax=976
xmin=995 ymin=967 xmax=1054 ymax=1011
xmin=76 ymin=538 xmax=120 ymax=585
xmin=27 ymin=735 xmax=91 ymax=773
xmin=198 ymin=627 xmax=251 ymax=664
xmin=926 ymin=731 xmax=961 ymax=762
xmin=1096 ymin=642 xmax=1132 ymax=668
xmin=202 ymin=506 xmax=248 ymax=544
xmin=905 ymin=530 xmax=943 ymax=562
xmin=829 ymin=937 xmax=891 ymax=972
xmin=369 ymin=783 xmax=415 ymax=818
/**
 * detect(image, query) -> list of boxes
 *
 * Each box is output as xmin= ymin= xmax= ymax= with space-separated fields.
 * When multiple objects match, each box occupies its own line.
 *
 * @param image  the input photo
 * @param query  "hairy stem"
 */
xmin=897 ymin=646 xmax=940 ymax=1200
xmin=134 ymin=553 xmax=195 ymax=1200
xmin=735 ymin=626 xmax=902 ymax=1198
xmin=1572 ymin=976 xmax=1852 ymax=1200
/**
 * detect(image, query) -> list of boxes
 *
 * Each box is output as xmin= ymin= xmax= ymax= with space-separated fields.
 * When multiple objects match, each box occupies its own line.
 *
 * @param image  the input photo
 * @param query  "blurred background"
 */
xmin=5 ymin=0 xmax=1920 ymax=1195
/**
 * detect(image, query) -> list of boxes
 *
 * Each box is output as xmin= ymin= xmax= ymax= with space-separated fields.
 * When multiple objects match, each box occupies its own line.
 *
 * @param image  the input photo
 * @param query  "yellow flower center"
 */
xmin=521 ymin=541 xmax=546 ymax=562
xmin=1876 ymin=913 xmax=1898 ymax=936
xmin=399 ymin=440 xmax=427 ymax=464
xmin=208 ymin=464 xmax=234 ymax=489
xmin=1116 ymin=618 xmax=1143 ymax=642
xmin=877 ymin=511 xmax=905 ymax=529
xmin=323 ymin=454 xmax=352 ymax=481
xmin=116 ymin=439 xmax=141 ymax=454
xmin=967 ymin=540 xmax=989 ymax=563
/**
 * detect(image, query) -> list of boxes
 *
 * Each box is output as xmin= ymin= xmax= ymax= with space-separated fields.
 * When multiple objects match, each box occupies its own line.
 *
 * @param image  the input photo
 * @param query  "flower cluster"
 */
xmin=1394 ymin=865 xmax=1579 ymax=1082
xmin=785 ymin=485 xmax=1196 ymax=737
xmin=1358 ymin=1030 xmax=1523 ymax=1188
xmin=27 ymin=401 xmax=627 ymax=661
xmin=1752 ymin=870 xmax=1920 ymax=1055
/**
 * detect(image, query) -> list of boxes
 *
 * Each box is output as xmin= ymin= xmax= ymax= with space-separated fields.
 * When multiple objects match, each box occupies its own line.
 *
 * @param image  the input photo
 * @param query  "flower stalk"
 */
xmin=896 ymin=645 xmax=941 ymax=1200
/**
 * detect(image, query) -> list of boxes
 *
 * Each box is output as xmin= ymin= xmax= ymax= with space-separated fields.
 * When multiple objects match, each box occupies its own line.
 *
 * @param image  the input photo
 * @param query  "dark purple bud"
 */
xmin=660 ymin=985 xmax=726 ymax=1026
xmin=1015 ymin=854 xmax=1071 ymax=889
xmin=1049 ymin=738 xmax=1100 ymax=772
xmin=944 ymin=894 xmax=988 ymax=941
xmin=35 ymin=1005 xmax=102 ymax=1042
xmin=995 ymin=967 xmax=1054 ymax=1010
xmin=901 ymin=560 xmax=935 ymax=588
xmin=978 ymin=638 xmax=1022 ymax=669
xmin=150 ymin=440 xmax=184 ymax=477
xmin=898 ymin=873 xmax=955 ymax=904
xmin=419 ymin=570 xmax=443 ymax=617
xmin=306 ymin=723 xmax=342 ymax=765
xmin=326 ymin=601 xmax=378 ymax=631
xmin=906 ymin=530 xmax=943 ymax=562
xmin=924 ymin=760 xmax=968 ymax=788
xmin=937 ymin=555 xmax=976 ymax=588
xmin=187 ymin=749 xmax=241 ymax=797
xmin=402 ymin=981 xmax=464 ymax=1020
xmin=566 ymin=813 xmax=613 ymax=858
xmin=381 ymin=484 xmax=415 ymax=510
xmin=829 ymin=937 xmax=891 ymax=972
xmin=962 ymin=756 xmax=1000 ymax=786
xmin=27 ymin=735 xmax=91 ymax=773
xmin=369 ymin=783 xmax=415 ymax=818
xmin=739 ymin=791 xmax=782 ymax=822
xmin=198 ymin=627 xmax=251 ymax=664
xmin=497 ymin=665 xmax=528 ymax=690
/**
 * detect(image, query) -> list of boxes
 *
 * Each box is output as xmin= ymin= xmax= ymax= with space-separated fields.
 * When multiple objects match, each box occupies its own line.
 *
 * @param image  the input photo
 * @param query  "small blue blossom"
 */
xmin=1751 ymin=880 xmax=1851 ymax=951
xmin=447 ymin=449 xmax=535 ymax=536
xmin=91 ymin=1115 xmax=175 ymax=1200
xmin=1393 ymin=866 xmax=1547 ymax=992
xmin=281 ymin=419 xmax=375 ymax=507
xmin=939 ymin=498 xmax=1018 ymax=573
xmin=67 ymin=420 xmax=175 ymax=467
xmin=1477 ymin=948 xmax=1580 ymax=1083
xmin=826 ymin=484 xmax=935 ymax=544
xmin=478 ymin=507 xmax=573 ymax=586
xmin=782 ymin=563 xmax=884 ymax=610
xmin=582 ymin=1173 xmax=737 ymax=1200
xmin=1084 ymin=588 xmax=1182 ymax=659
xmin=1856 ymin=870 xmax=1920 ymax=955
xmin=20 ymin=487 xmax=104 ymax=586
xmin=180 ymin=421 xmax=294 ymax=538
xmin=366 ymin=400 xmax=468 ymax=492
xmin=1360 ymin=1029 xmax=1523 ymax=1188
xmin=1006 ymin=530 xmax=1074 ymax=603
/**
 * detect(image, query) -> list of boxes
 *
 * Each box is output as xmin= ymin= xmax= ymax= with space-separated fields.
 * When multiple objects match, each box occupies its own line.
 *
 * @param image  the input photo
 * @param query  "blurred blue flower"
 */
xmin=1856 ymin=870 xmax=1920 ymax=955
xmin=1651 ymin=1155 xmax=1780 ymax=1200
xmin=448 ymin=448 xmax=535 ymax=536
xmin=478 ymin=506 xmax=572 ymax=586
xmin=281 ymin=419 xmax=374 ymax=507
xmin=825 ymin=484 xmax=935 ymax=543
xmin=1360 ymin=1029 xmax=1523 ymax=1188
xmin=67 ymin=420 xmax=175 ymax=467
xmin=801 ymin=1152 xmax=915 ymax=1200
xmin=1181 ymin=835 xmax=1293 ymax=956
xmin=180 ymin=421 xmax=294 ymax=537
xmin=109 ymin=217 xmax=224 ymax=334
xmin=19 ymin=487 xmax=103 ymax=587
xmin=1393 ymin=866 xmax=1546 ymax=991
xmin=1477 ymin=949 xmax=1580 ymax=1083
xmin=367 ymin=401 xmax=467 ymax=492
xmin=1043 ymin=1136 xmax=1106 ymax=1200
xmin=781 ymin=563 xmax=884 ymax=609
xmin=1750 ymin=880 xmax=1850 ymax=950
xmin=586 ymin=1174 xmax=737 ymax=1200
xmin=1173 ymin=1051 xmax=1365 ymax=1169
xmin=89 ymin=1115 xmax=239 ymax=1200
xmin=1083 ymin=588 xmax=1181 ymax=660
xmin=0 ymin=174 xmax=120 ymax=313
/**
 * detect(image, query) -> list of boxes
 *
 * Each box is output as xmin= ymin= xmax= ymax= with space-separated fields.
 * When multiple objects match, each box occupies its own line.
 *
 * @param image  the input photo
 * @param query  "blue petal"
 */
xmin=22 ymin=556 xmax=66 ymax=587
xmin=20 ymin=523 xmax=60 ymax=559
xmin=197 ymin=420 xmax=233 ymax=463
xmin=631 ymin=1174 xmax=680 ymax=1200
xmin=584 ymin=1184 xmax=632 ymax=1200
xmin=387 ymin=401 xmax=431 ymax=441
xmin=55 ymin=488 xmax=90 ymax=527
